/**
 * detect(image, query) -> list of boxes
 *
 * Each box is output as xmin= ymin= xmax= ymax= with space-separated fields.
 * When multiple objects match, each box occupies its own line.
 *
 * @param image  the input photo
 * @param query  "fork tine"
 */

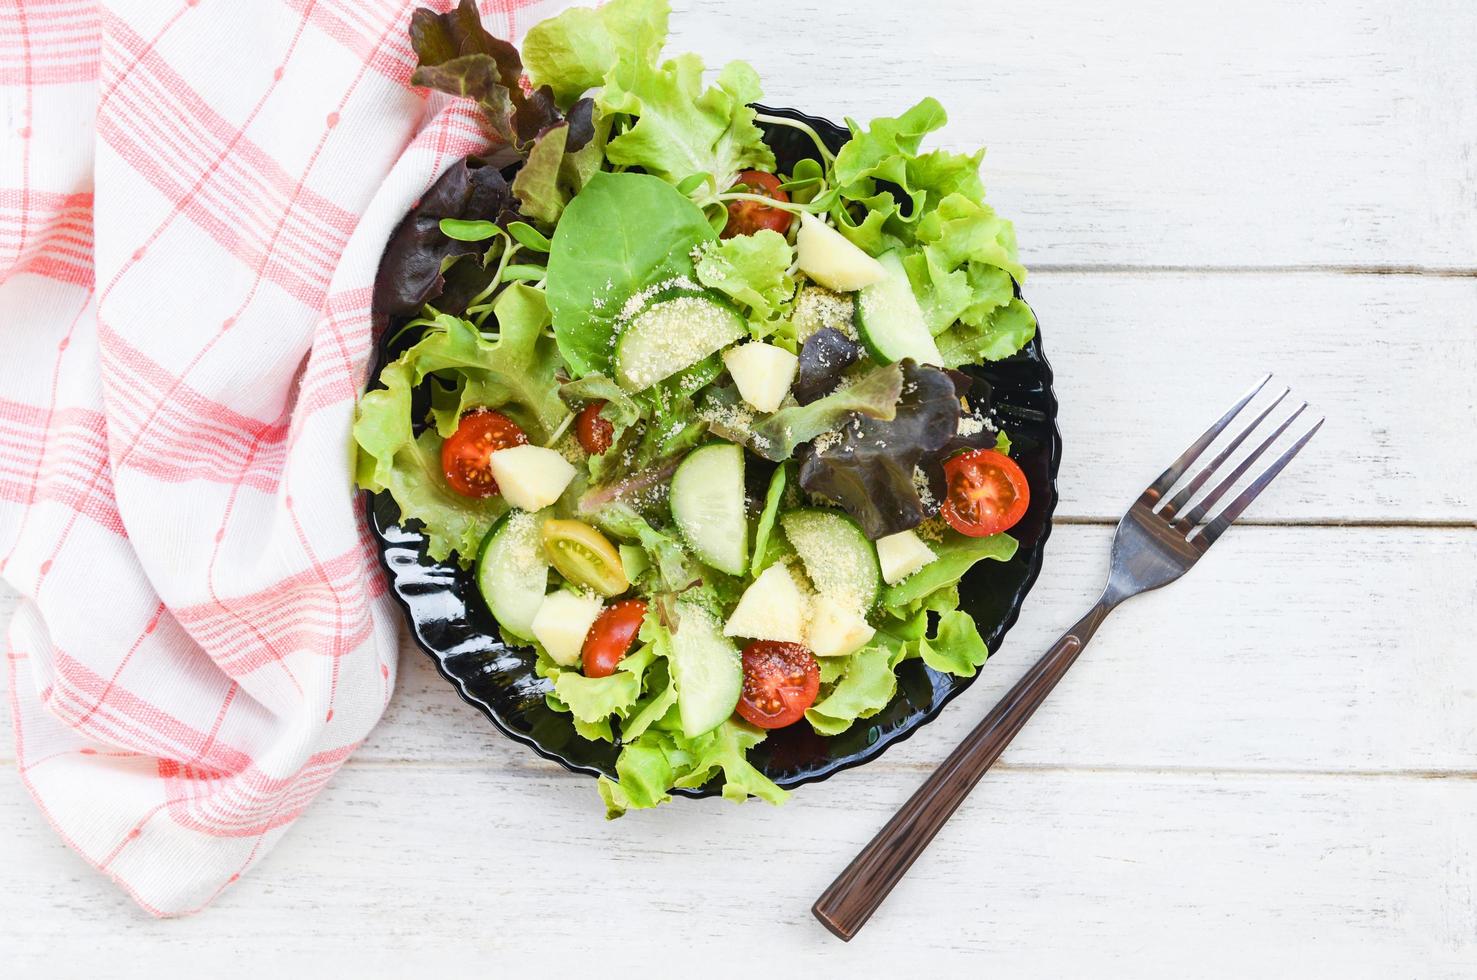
xmin=1176 ymin=402 xmax=1309 ymax=529
xmin=1193 ymin=417 xmax=1324 ymax=546
xmin=1145 ymin=374 xmax=1272 ymax=501
xmin=1158 ymin=387 xmax=1290 ymax=517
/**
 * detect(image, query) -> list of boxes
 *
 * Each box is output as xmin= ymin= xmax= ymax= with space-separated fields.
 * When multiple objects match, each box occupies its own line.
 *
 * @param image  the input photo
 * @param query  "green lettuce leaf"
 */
xmin=881 ymin=531 xmax=1018 ymax=608
xmin=510 ymin=101 xmax=607 ymax=226
xmin=916 ymin=609 xmax=990 ymax=677
xmin=552 ymin=642 xmax=658 ymax=723
xmin=546 ymin=171 xmax=716 ymax=376
xmin=416 ymin=286 xmax=568 ymax=442
xmin=598 ymin=52 xmax=775 ymax=185
xmin=353 ymin=353 xmax=507 ymax=564
xmin=672 ymin=719 xmax=788 ymax=805
xmin=825 ymin=98 xmax=985 ymax=252
xmin=933 ymin=297 xmax=1038 ymax=368
xmin=522 ymin=0 xmax=670 ymax=108
xmin=749 ymin=462 xmax=789 ymax=576
xmin=352 ymin=285 xmax=567 ymax=563
xmin=590 ymin=504 xmax=700 ymax=592
xmin=804 ymin=640 xmax=900 ymax=736
xmin=599 ymin=734 xmax=676 ymax=815
xmin=914 ymin=192 xmax=1025 ymax=284
xmin=693 ymin=230 xmax=794 ymax=320
xmin=742 ymin=362 xmax=904 ymax=461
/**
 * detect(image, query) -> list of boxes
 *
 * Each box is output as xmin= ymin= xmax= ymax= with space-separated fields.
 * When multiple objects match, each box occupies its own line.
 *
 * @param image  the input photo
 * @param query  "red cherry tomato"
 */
xmin=722 ymin=170 xmax=792 ymax=239
xmin=575 ymin=401 xmax=614 ymax=456
xmin=735 ymin=641 xmax=820 ymax=730
xmin=440 ymin=409 xmax=528 ymax=498
xmin=940 ymin=449 xmax=1031 ymax=537
xmin=582 ymin=599 xmax=646 ymax=678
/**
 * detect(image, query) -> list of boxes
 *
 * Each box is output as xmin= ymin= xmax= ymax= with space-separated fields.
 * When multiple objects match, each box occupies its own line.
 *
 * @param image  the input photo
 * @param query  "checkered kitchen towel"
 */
xmin=1 ymin=0 xmax=563 ymax=916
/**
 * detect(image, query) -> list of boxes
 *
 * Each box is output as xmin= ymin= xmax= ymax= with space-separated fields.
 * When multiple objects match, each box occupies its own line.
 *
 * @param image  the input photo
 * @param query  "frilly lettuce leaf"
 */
xmin=693 ymin=230 xmax=794 ymax=320
xmin=352 ymin=285 xmax=565 ymax=563
xmin=672 ymin=719 xmax=788 ymax=805
xmin=933 ymin=297 xmax=1038 ymax=369
xmin=522 ymin=0 xmax=670 ymax=108
xmin=409 ymin=0 xmax=558 ymax=147
xmin=551 ymin=642 xmax=658 ymax=724
xmin=511 ymin=100 xmax=606 ymax=226
xmin=880 ymin=531 xmax=1018 ymax=608
xmin=825 ymin=98 xmax=985 ymax=254
xmin=598 ymin=52 xmax=775 ymax=186
xmin=374 ymin=158 xmax=513 ymax=317
xmin=352 ymin=356 xmax=506 ymax=563
xmin=916 ymin=609 xmax=991 ymax=678
xmin=804 ymin=639 xmax=900 ymax=736
xmin=599 ymin=735 xmax=677 ymax=813
xmin=914 ymin=192 xmax=1025 ymax=285
xmin=414 ymin=285 xmax=567 ymax=442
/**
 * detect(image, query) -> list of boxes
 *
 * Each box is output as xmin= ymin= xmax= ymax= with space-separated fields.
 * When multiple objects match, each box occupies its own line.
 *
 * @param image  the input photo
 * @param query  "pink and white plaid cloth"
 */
xmin=1 ymin=0 xmax=564 ymax=916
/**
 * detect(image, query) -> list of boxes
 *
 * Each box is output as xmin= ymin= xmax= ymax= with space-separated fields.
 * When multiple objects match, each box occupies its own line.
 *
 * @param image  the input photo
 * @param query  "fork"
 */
xmin=812 ymin=375 xmax=1322 ymax=941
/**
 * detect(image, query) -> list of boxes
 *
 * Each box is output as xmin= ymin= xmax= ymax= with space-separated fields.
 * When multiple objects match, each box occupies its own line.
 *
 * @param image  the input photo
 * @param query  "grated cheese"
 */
xmin=792 ymin=286 xmax=857 ymax=340
xmin=956 ymin=414 xmax=987 ymax=437
xmin=912 ymin=466 xmax=937 ymax=512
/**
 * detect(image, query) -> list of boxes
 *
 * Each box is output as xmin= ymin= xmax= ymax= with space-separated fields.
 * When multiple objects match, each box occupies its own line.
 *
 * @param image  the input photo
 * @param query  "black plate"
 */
xmin=366 ymin=105 xmax=1062 ymax=797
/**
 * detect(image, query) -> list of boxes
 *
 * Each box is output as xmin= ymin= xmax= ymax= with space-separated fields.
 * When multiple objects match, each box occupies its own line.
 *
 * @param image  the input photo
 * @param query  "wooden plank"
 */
xmin=3 ymin=762 xmax=1473 ymax=976
xmin=671 ymin=0 xmax=1477 ymax=269
xmin=8 ymin=525 xmax=1470 ymax=774
xmin=1031 ymin=271 xmax=1477 ymax=522
xmin=352 ymin=525 xmax=1477 ymax=774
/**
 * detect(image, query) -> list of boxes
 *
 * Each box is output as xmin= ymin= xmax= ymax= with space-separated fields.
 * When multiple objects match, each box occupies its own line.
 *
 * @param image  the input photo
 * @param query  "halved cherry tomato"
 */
xmin=575 ymin=401 xmax=614 ymax=455
xmin=940 ymin=449 xmax=1031 ymax=537
xmin=583 ymin=599 xmax=646 ymax=678
xmin=735 ymin=641 xmax=820 ymax=730
xmin=722 ymin=170 xmax=791 ymax=239
xmin=441 ymin=409 xmax=527 ymax=498
xmin=540 ymin=519 xmax=629 ymax=596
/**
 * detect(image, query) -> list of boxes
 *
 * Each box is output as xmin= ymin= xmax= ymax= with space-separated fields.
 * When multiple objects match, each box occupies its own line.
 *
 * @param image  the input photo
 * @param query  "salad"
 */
xmin=354 ymin=0 xmax=1038 ymax=816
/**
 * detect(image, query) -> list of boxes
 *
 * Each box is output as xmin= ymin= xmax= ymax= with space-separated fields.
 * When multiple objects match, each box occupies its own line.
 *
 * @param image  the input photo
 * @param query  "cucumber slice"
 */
xmin=614 ymin=290 xmax=746 ymax=390
xmin=670 ymin=442 xmax=748 ymax=575
xmin=476 ymin=511 xmax=549 ymax=641
xmin=779 ymin=508 xmax=881 ymax=610
xmin=668 ymin=601 xmax=742 ymax=738
xmin=854 ymin=251 xmax=942 ymax=366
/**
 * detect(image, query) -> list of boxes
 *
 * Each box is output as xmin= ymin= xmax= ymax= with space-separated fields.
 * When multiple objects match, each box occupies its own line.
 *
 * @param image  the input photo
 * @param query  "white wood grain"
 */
xmin=7 ymin=0 xmax=1477 ymax=970
xmin=672 ymin=0 xmax=1477 ymax=270
xmin=1030 ymin=271 xmax=1476 ymax=522
xmin=358 ymin=525 xmax=1477 ymax=774
xmin=6 ymin=526 xmax=1473 ymax=775
xmin=4 ymin=761 xmax=1475 ymax=977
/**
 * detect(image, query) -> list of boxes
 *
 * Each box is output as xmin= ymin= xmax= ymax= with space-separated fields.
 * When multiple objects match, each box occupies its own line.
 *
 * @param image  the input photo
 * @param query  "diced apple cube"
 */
xmin=724 ymin=563 xmax=808 ymax=643
xmin=531 ymin=591 xmax=603 ymax=667
xmin=875 ymin=529 xmax=937 ymax=585
xmin=796 ymin=212 xmax=887 ymax=292
xmin=487 ymin=444 xmax=576 ymax=512
xmin=723 ymin=342 xmax=799 ymax=413
xmin=806 ymin=594 xmax=875 ymax=657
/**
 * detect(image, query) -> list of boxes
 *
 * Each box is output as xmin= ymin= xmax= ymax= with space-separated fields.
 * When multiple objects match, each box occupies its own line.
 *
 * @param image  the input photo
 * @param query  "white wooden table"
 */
xmin=6 ymin=1 xmax=1476 ymax=974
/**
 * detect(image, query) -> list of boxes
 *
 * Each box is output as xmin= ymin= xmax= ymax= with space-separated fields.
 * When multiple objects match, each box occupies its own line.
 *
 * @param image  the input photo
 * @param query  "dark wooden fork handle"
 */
xmin=812 ymin=599 xmax=1116 ymax=941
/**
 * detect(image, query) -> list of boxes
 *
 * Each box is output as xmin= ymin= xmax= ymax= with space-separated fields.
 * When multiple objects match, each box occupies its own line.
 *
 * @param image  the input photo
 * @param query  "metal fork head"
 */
xmin=1102 ymin=375 xmax=1323 ymax=606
